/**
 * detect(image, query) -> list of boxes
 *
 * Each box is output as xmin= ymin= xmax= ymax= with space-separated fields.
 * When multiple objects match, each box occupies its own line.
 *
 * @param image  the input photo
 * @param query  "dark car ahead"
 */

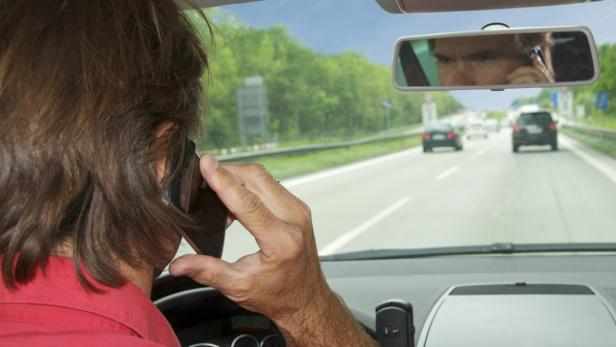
xmin=512 ymin=111 xmax=558 ymax=152
xmin=422 ymin=123 xmax=463 ymax=152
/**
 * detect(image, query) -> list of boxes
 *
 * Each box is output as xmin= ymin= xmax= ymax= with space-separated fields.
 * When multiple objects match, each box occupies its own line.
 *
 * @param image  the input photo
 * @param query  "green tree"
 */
xmin=189 ymin=11 xmax=462 ymax=150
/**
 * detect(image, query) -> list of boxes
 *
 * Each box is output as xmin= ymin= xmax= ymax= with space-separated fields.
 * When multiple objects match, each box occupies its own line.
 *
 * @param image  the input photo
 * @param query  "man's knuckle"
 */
xmin=288 ymin=205 xmax=312 ymax=232
xmin=249 ymin=162 xmax=265 ymax=171
xmin=249 ymin=163 xmax=267 ymax=174
xmin=301 ymin=203 xmax=312 ymax=219
xmin=242 ymin=194 xmax=262 ymax=216
xmin=279 ymin=228 xmax=304 ymax=261
xmin=241 ymin=193 xmax=278 ymax=229
xmin=290 ymin=226 xmax=304 ymax=243
xmin=250 ymin=163 xmax=275 ymax=181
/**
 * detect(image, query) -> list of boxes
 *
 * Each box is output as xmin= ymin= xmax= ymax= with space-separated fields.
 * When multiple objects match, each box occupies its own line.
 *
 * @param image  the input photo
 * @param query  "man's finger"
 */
xmin=223 ymin=163 xmax=283 ymax=195
xmin=532 ymin=56 xmax=555 ymax=83
xmin=222 ymin=163 xmax=309 ymax=226
xmin=506 ymin=66 xmax=550 ymax=84
xmin=509 ymin=76 xmax=536 ymax=85
xmin=506 ymin=67 xmax=536 ymax=79
xmin=169 ymin=254 xmax=235 ymax=289
xmin=223 ymin=163 xmax=303 ymax=208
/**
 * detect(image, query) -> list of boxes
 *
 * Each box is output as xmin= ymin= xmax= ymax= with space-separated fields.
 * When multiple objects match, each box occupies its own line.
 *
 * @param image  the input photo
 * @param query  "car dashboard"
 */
xmin=154 ymin=254 xmax=616 ymax=347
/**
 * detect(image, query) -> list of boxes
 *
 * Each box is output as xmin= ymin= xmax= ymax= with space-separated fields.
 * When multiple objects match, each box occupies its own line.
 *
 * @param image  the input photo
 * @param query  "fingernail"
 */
xmin=204 ymin=155 xmax=219 ymax=171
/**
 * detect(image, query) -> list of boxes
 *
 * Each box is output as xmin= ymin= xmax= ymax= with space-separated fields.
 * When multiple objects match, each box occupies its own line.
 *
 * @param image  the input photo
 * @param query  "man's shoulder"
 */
xmin=0 ymin=256 xmax=180 ymax=347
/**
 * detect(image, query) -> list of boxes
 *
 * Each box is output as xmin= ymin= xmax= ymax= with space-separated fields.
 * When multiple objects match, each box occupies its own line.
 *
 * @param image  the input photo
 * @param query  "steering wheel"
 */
xmin=152 ymin=274 xmax=286 ymax=347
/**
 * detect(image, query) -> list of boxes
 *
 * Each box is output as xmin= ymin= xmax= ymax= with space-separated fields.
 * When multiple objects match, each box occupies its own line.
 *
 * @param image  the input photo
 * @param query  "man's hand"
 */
xmin=169 ymin=156 xmax=376 ymax=347
xmin=507 ymin=55 xmax=555 ymax=84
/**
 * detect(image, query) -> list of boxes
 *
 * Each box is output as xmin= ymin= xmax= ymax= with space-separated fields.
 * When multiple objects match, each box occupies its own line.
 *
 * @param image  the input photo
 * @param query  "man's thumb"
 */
xmin=168 ymin=254 xmax=232 ymax=287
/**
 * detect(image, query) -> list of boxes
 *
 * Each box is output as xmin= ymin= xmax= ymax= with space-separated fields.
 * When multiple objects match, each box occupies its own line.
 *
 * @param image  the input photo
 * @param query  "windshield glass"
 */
xmin=174 ymin=0 xmax=616 ymax=262
xmin=427 ymin=123 xmax=453 ymax=132
xmin=519 ymin=112 xmax=554 ymax=125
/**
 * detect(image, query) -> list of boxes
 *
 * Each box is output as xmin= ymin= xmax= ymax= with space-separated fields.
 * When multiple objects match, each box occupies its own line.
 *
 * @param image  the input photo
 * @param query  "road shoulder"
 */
xmin=561 ymin=133 xmax=616 ymax=184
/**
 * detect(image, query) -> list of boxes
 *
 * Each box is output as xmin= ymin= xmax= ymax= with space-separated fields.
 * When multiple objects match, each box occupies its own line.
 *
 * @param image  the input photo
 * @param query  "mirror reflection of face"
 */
xmin=433 ymin=36 xmax=526 ymax=86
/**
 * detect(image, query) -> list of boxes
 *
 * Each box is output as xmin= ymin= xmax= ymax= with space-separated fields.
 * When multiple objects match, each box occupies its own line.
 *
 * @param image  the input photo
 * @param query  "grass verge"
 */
xmin=561 ymin=127 xmax=616 ymax=159
xmin=578 ymin=116 xmax=616 ymax=130
xmin=254 ymin=135 xmax=421 ymax=179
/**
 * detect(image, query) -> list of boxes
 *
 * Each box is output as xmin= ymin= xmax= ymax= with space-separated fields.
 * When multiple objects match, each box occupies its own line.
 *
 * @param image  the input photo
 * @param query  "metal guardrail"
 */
xmin=218 ymin=127 xmax=422 ymax=162
xmin=561 ymin=121 xmax=616 ymax=140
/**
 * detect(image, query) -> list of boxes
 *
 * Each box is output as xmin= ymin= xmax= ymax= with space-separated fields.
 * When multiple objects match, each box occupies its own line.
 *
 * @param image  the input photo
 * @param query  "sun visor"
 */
xmin=375 ymin=0 xmax=595 ymax=13
xmin=176 ymin=0 xmax=262 ymax=9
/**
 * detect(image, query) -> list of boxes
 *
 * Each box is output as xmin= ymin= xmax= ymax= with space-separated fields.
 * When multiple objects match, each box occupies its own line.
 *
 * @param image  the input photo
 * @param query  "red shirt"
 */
xmin=0 ymin=256 xmax=180 ymax=347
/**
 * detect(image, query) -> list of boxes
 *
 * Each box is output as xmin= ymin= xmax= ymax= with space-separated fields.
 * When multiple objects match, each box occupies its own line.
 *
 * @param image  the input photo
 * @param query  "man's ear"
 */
xmin=155 ymin=122 xmax=177 ymax=184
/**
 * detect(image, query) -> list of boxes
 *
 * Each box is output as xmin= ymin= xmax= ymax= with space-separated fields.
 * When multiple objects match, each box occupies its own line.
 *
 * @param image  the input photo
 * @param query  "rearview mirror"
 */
xmin=393 ymin=27 xmax=599 ymax=91
xmin=376 ymin=0 xmax=600 ymax=13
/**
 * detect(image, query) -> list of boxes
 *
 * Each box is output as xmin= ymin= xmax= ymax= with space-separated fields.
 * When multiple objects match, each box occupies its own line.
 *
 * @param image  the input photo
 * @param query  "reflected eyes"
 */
xmin=435 ymin=53 xmax=497 ymax=65
xmin=436 ymin=55 xmax=454 ymax=64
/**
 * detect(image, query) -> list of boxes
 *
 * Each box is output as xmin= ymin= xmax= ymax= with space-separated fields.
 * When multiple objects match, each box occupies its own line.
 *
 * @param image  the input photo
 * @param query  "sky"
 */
xmin=218 ymin=0 xmax=616 ymax=110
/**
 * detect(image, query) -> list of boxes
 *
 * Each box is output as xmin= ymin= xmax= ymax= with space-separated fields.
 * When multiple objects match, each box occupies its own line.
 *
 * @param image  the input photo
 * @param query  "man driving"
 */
xmin=0 ymin=1 xmax=376 ymax=346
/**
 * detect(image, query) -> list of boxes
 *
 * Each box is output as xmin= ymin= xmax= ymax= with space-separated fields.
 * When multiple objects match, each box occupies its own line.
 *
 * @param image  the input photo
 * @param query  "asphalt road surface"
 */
xmin=174 ymin=129 xmax=616 ymax=262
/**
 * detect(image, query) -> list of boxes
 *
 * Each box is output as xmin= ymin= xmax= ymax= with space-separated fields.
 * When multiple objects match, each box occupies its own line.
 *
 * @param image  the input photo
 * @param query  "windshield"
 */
xmin=518 ymin=112 xmax=554 ymax=125
xmin=427 ymin=123 xmax=454 ymax=132
xmin=174 ymin=0 xmax=616 ymax=262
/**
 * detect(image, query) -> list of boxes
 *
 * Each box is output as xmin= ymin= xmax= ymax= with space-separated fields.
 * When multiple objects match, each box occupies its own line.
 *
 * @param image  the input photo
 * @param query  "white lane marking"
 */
xmin=471 ymin=148 xmax=488 ymax=160
xmin=318 ymin=197 xmax=412 ymax=256
xmin=282 ymin=147 xmax=421 ymax=188
xmin=436 ymin=166 xmax=460 ymax=181
xmin=561 ymin=135 xmax=616 ymax=184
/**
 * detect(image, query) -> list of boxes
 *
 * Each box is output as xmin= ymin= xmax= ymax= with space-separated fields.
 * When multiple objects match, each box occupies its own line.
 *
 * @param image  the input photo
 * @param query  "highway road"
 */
xmin=175 ymin=129 xmax=616 ymax=262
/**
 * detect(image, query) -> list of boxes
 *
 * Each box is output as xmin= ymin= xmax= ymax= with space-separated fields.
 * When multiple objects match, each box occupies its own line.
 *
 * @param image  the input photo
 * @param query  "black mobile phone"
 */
xmin=525 ymin=46 xmax=546 ymax=67
xmin=167 ymin=139 xmax=227 ymax=258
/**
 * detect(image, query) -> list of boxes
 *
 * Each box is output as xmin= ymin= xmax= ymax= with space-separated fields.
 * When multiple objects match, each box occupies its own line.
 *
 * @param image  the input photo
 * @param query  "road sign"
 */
xmin=422 ymin=102 xmax=437 ymax=127
xmin=597 ymin=92 xmax=609 ymax=111
xmin=382 ymin=100 xmax=392 ymax=130
xmin=576 ymin=105 xmax=586 ymax=119
xmin=558 ymin=91 xmax=573 ymax=118
xmin=551 ymin=92 xmax=559 ymax=108
xmin=237 ymin=76 xmax=269 ymax=145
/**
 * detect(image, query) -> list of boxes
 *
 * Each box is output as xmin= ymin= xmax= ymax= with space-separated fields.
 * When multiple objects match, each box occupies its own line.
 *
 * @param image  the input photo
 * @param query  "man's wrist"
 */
xmin=273 ymin=284 xmax=377 ymax=347
xmin=272 ymin=281 xmax=335 ymax=334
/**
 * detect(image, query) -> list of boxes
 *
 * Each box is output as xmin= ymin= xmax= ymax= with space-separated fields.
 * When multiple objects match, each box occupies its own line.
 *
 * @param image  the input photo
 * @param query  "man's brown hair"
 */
xmin=0 ymin=0 xmax=210 ymax=290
